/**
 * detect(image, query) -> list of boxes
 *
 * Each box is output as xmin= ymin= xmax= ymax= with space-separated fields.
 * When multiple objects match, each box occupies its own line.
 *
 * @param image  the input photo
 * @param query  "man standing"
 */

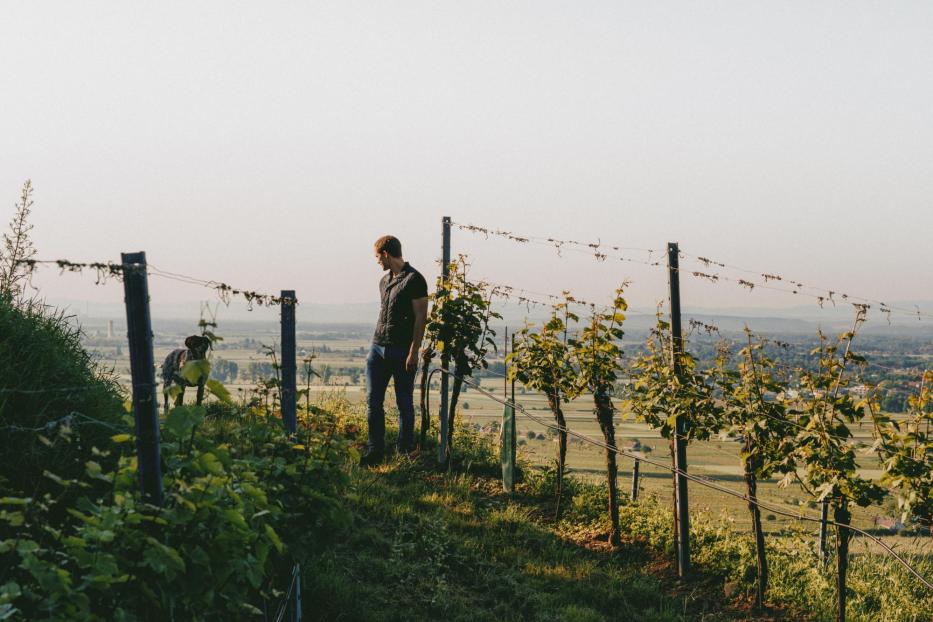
xmin=360 ymin=235 xmax=429 ymax=466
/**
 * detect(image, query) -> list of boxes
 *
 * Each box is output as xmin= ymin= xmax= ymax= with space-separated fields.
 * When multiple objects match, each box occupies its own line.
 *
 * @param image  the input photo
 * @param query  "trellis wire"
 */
xmin=0 ymin=410 xmax=128 ymax=434
xmin=268 ymin=563 xmax=301 ymax=622
xmin=453 ymin=221 xmax=931 ymax=320
xmin=454 ymin=378 xmax=906 ymax=531
xmin=0 ymin=385 xmax=111 ymax=395
xmin=425 ymin=366 xmax=933 ymax=592
xmin=477 ymin=278 xmax=616 ymax=311
xmin=542 ymin=310 xmax=903 ymax=448
xmin=682 ymin=251 xmax=933 ymax=320
xmin=14 ymin=258 xmax=296 ymax=308
xmin=451 ymin=221 xmax=662 ymax=258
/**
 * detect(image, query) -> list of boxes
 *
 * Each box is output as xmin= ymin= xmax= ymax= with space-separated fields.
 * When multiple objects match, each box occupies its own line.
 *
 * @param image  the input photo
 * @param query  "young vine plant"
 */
xmin=870 ymin=370 xmax=933 ymax=536
xmin=713 ymin=330 xmax=797 ymax=610
xmin=782 ymin=308 xmax=885 ymax=622
xmin=569 ymin=287 xmax=628 ymax=546
xmin=627 ymin=316 xmax=723 ymax=553
xmin=509 ymin=295 xmax=581 ymax=519
xmin=421 ymin=257 xmax=501 ymax=463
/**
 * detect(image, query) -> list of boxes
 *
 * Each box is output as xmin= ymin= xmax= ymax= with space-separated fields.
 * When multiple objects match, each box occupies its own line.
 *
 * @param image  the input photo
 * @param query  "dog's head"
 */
xmin=184 ymin=335 xmax=212 ymax=360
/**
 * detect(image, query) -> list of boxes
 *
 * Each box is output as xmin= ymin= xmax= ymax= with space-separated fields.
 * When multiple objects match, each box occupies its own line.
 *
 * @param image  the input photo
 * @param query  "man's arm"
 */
xmin=407 ymin=297 xmax=429 ymax=372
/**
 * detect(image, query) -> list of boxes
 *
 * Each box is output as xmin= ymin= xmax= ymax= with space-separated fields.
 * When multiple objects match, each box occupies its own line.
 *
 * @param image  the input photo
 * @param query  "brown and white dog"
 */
xmin=161 ymin=335 xmax=211 ymax=413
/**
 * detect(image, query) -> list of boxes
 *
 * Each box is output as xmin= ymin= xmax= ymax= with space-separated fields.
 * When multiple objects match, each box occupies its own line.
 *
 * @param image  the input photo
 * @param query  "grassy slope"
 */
xmin=292 ymin=394 xmax=932 ymax=622
xmin=300 ymin=425 xmax=768 ymax=622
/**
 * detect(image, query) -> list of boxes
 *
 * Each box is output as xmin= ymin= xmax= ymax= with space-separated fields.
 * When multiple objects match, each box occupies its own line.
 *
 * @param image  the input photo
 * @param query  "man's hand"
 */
xmin=405 ymin=350 xmax=418 ymax=374
xmin=408 ymin=296 xmax=428 ymax=375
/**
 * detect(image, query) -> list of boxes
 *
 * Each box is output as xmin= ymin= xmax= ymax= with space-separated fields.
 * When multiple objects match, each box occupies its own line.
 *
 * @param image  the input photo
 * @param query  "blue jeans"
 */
xmin=365 ymin=343 xmax=416 ymax=453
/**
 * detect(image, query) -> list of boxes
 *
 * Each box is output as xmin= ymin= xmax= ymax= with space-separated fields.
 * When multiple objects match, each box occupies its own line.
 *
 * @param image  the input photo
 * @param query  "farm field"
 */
xmin=79 ymin=319 xmax=916 ymax=544
xmin=420 ymin=379 xmax=912 ymax=539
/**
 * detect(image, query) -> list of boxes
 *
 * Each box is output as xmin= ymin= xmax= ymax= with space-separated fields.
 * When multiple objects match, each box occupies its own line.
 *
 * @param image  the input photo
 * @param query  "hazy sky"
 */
xmin=2 ymin=2 xmax=931 ymax=321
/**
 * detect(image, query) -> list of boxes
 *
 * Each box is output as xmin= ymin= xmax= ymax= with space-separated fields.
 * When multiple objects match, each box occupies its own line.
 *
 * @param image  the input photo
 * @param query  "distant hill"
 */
xmin=53 ymin=297 xmax=933 ymax=339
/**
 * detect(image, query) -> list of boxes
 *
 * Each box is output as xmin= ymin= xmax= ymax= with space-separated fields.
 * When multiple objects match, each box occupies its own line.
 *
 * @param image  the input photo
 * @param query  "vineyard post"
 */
xmin=281 ymin=290 xmax=297 ymax=435
xmin=819 ymin=500 xmax=829 ymax=564
xmin=668 ymin=241 xmax=691 ymax=577
xmin=501 ymin=326 xmax=516 ymax=492
xmin=631 ymin=458 xmax=640 ymax=501
xmin=504 ymin=326 xmax=508 ymax=397
xmin=438 ymin=216 xmax=451 ymax=463
xmin=292 ymin=563 xmax=302 ymax=622
xmin=120 ymin=251 xmax=164 ymax=507
xmin=510 ymin=334 xmax=516 ymax=418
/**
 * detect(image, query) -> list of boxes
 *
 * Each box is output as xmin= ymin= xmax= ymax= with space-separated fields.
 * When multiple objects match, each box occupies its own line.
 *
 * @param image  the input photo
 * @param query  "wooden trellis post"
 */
xmin=631 ymin=458 xmax=640 ymax=501
xmin=281 ymin=290 xmax=297 ymax=434
xmin=668 ymin=242 xmax=691 ymax=577
xmin=438 ymin=216 xmax=451 ymax=463
xmin=819 ymin=500 xmax=830 ymax=564
xmin=501 ymin=327 xmax=516 ymax=492
xmin=121 ymin=251 xmax=163 ymax=507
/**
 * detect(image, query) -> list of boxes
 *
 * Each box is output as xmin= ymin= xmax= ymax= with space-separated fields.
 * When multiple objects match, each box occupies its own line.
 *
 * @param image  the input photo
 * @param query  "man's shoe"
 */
xmin=358 ymin=449 xmax=384 ymax=468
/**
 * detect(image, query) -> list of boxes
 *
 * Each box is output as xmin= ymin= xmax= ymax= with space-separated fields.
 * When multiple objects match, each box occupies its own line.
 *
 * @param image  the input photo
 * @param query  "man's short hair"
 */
xmin=374 ymin=235 xmax=403 ymax=258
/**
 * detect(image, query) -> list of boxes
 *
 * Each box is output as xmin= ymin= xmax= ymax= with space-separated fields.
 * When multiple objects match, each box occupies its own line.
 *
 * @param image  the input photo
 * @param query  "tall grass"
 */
xmin=552 ymin=476 xmax=933 ymax=621
xmin=0 ymin=296 xmax=124 ymax=496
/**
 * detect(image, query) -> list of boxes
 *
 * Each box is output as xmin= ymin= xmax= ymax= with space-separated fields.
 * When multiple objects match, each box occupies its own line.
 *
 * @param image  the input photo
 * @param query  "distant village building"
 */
xmin=873 ymin=516 xmax=904 ymax=532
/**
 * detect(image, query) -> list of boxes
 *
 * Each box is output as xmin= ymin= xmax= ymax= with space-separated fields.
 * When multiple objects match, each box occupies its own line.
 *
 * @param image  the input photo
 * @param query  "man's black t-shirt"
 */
xmin=373 ymin=263 xmax=429 ymax=347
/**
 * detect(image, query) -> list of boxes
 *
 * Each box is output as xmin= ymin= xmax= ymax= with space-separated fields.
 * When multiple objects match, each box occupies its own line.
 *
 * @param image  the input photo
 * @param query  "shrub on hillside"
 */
xmin=0 ymin=402 xmax=353 ymax=621
xmin=0 ymin=297 xmax=124 ymax=497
